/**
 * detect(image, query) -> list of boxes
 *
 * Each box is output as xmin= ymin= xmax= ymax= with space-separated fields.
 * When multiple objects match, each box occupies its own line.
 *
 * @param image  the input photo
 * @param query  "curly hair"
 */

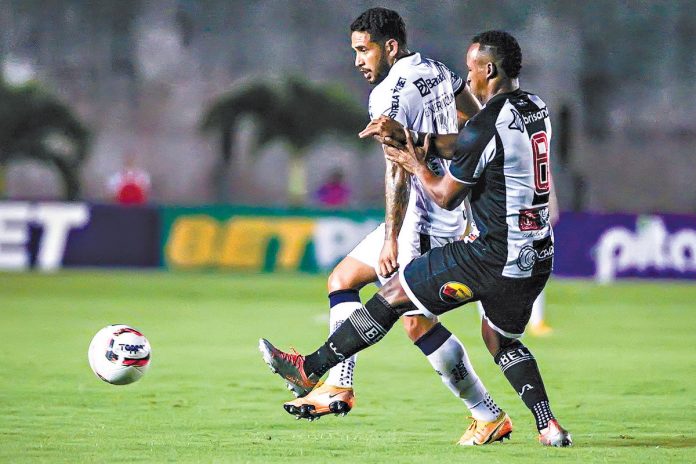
xmin=472 ymin=30 xmax=522 ymax=78
xmin=350 ymin=7 xmax=407 ymax=46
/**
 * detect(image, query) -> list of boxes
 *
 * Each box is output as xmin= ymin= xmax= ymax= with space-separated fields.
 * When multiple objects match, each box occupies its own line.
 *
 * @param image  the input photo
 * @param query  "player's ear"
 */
xmin=385 ymin=39 xmax=399 ymax=58
xmin=487 ymin=62 xmax=498 ymax=79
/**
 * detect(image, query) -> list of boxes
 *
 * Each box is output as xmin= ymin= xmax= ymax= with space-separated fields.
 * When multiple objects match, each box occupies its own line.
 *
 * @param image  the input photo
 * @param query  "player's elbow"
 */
xmin=439 ymin=190 xmax=467 ymax=211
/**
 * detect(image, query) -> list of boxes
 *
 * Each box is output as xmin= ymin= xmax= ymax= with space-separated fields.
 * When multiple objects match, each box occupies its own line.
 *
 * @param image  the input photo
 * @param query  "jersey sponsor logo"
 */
xmin=413 ymin=71 xmax=446 ymax=97
xmin=414 ymin=78 xmax=431 ymax=97
xmin=517 ymin=246 xmax=537 ymax=271
xmin=508 ymin=109 xmax=525 ymax=133
xmin=387 ymin=78 xmax=407 ymax=118
xmin=423 ymin=92 xmax=455 ymax=118
xmin=516 ymin=244 xmax=554 ymax=271
xmin=438 ymin=281 xmax=474 ymax=304
xmin=522 ymin=107 xmax=549 ymax=125
xmin=388 ymin=94 xmax=401 ymax=118
xmin=519 ymin=207 xmax=550 ymax=231
xmin=392 ymin=77 xmax=406 ymax=94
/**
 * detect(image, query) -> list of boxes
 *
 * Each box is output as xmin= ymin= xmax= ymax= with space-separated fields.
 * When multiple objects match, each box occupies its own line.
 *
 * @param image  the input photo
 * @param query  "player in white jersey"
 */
xmin=281 ymin=8 xmax=511 ymax=446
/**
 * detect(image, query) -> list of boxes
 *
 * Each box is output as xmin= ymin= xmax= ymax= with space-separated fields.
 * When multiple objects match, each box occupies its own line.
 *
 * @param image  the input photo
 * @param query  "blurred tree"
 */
xmin=201 ymin=76 xmax=367 ymax=204
xmin=0 ymin=79 xmax=90 ymax=200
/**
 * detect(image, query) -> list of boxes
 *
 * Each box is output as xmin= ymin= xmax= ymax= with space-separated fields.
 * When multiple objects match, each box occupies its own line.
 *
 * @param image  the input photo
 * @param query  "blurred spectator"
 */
xmin=107 ymin=153 xmax=151 ymax=205
xmin=315 ymin=169 xmax=350 ymax=208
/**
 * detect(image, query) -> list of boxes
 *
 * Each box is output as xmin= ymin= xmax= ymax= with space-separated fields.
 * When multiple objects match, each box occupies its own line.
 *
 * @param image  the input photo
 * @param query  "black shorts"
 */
xmin=399 ymin=240 xmax=550 ymax=338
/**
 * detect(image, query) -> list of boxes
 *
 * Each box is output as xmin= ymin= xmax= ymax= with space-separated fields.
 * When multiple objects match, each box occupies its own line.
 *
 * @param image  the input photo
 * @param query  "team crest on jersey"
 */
xmin=439 ymin=281 xmax=474 ymax=304
xmin=508 ymin=109 xmax=525 ymax=133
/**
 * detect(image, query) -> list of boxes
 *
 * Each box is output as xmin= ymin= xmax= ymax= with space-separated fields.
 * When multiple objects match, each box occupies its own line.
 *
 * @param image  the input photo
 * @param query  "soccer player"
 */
xmin=260 ymin=30 xmax=572 ymax=447
xmin=281 ymin=8 xmax=511 ymax=445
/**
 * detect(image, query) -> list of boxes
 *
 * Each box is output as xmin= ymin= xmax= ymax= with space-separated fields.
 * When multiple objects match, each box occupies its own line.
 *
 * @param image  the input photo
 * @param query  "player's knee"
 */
xmin=327 ymin=270 xmax=353 ymax=293
xmin=481 ymin=318 xmax=522 ymax=357
xmin=403 ymin=315 xmax=437 ymax=342
xmin=377 ymin=277 xmax=412 ymax=313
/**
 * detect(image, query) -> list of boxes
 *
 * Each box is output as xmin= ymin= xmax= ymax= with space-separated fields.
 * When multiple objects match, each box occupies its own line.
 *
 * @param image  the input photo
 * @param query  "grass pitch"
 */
xmin=1 ymin=271 xmax=695 ymax=463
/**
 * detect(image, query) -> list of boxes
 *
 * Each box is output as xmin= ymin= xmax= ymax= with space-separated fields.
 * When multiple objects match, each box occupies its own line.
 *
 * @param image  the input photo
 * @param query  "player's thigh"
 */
xmin=399 ymin=241 xmax=484 ymax=316
xmin=399 ymin=232 xmax=449 ymax=319
xmin=479 ymin=273 xmax=550 ymax=339
xmin=328 ymin=256 xmax=378 ymax=292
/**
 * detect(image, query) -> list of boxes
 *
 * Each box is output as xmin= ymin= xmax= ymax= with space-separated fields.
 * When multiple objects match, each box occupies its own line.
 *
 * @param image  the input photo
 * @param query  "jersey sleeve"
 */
xmin=368 ymin=76 xmax=411 ymax=127
xmin=448 ymin=110 xmax=497 ymax=184
xmin=448 ymin=68 xmax=464 ymax=95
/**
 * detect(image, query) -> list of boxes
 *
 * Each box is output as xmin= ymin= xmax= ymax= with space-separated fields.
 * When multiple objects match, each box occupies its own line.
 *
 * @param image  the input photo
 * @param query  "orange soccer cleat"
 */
xmin=259 ymin=338 xmax=319 ymax=398
xmin=283 ymin=382 xmax=355 ymax=421
xmin=457 ymin=411 xmax=513 ymax=446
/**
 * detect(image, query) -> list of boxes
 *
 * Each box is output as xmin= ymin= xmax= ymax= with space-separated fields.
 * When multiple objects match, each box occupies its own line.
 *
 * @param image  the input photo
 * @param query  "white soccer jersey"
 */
xmin=368 ymin=52 xmax=466 ymax=237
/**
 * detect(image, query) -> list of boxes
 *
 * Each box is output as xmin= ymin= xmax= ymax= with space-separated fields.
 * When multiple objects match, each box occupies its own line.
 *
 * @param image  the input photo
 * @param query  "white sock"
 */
xmin=324 ymin=292 xmax=361 ymax=388
xmin=530 ymin=290 xmax=545 ymax=325
xmin=417 ymin=323 xmax=501 ymax=422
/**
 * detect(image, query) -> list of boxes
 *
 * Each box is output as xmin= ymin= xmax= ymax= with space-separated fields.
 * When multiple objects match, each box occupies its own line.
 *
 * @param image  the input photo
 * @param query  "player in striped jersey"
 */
xmin=260 ymin=30 xmax=572 ymax=447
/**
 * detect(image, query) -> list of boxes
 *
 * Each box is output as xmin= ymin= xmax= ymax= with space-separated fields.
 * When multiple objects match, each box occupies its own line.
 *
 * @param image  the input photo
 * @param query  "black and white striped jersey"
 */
xmin=369 ymin=52 xmax=467 ymax=237
xmin=448 ymin=89 xmax=554 ymax=278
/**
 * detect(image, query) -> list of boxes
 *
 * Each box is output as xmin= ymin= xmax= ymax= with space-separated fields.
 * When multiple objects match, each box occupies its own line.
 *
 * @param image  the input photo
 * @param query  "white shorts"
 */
xmin=347 ymin=222 xmax=456 ymax=318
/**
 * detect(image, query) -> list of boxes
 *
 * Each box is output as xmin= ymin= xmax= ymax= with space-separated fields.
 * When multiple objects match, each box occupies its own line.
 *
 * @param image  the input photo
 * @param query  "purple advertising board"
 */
xmin=0 ymin=202 xmax=160 ymax=271
xmin=554 ymin=212 xmax=696 ymax=281
xmin=63 ymin=204 xmax=160 ymax=268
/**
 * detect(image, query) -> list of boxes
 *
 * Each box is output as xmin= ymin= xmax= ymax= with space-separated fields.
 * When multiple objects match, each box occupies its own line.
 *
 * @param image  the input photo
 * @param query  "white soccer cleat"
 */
xmin=538 ymin=419 xmax=573 ymax=447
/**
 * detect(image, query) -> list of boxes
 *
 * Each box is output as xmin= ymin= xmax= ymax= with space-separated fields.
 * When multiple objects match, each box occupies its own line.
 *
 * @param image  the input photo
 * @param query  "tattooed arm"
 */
xmin=379 ymin=149 xmax=411 ymax=278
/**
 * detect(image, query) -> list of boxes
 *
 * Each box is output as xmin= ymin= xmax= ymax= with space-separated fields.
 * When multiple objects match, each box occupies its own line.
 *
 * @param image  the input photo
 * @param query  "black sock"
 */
xmin=494 ymin=340 xmax=555 ymax=431
xmin=304 ymin=294 xmax=399 ymax=378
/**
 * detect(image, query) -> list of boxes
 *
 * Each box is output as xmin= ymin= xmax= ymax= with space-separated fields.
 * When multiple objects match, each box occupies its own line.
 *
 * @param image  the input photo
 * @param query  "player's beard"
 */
xmin=369 ymin=53 xmax=391 ymax=86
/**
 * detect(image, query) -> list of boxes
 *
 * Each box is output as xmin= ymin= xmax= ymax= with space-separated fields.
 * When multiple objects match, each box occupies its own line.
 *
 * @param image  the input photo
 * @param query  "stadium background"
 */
xmin=1 ymin=1 xmax=695 ymax=462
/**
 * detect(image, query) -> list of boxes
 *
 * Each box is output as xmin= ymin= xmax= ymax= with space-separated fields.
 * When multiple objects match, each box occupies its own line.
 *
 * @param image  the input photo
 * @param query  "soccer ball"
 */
xmin=88 ymin=324 xmax=151 ymax=385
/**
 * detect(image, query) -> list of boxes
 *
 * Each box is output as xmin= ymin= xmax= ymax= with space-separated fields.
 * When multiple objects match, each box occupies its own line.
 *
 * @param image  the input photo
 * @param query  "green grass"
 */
xmin=1 ymin=271 xmax=695 ymax=463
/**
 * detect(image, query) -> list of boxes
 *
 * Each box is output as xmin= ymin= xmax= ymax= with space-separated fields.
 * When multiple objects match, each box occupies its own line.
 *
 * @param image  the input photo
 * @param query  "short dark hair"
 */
xmin=350 ymin=7 xmax=407 ymax=46
xmin=472 ymin=30 xmax=522 ymax=78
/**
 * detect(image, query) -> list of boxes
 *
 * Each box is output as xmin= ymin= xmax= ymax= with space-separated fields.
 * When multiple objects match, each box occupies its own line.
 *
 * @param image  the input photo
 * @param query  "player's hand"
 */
xmin=383 ymin=129 xmax=430 ymax=174
xmin=359 ymin=116 xmax=406 ymax=148
xmin=378 ymin=238 xmax=399 ymax=278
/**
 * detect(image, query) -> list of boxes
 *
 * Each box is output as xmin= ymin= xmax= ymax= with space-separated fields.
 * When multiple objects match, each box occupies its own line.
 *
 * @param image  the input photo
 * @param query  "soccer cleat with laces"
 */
xmin=259 ymin=338 xmax=319 ymax=398
xmin=283 ymin=382 xmax=355 ymax=420
xmin=457 ymin=411 xmax=513 ymax=446
xmin=538 ymin=419 xmax=572 ymax=447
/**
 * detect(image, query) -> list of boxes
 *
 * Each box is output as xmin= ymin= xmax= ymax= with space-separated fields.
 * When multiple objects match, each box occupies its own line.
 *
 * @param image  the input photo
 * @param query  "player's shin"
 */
xmin=494 ymin=340 xmax=555 ymax=431
xmin=325 ymin=290 xmax=361 ymax=388
xmin=415 ymin=323 xmax=501 ymax=421
xmin=303 ymin=294 xmax=400 ymax=378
